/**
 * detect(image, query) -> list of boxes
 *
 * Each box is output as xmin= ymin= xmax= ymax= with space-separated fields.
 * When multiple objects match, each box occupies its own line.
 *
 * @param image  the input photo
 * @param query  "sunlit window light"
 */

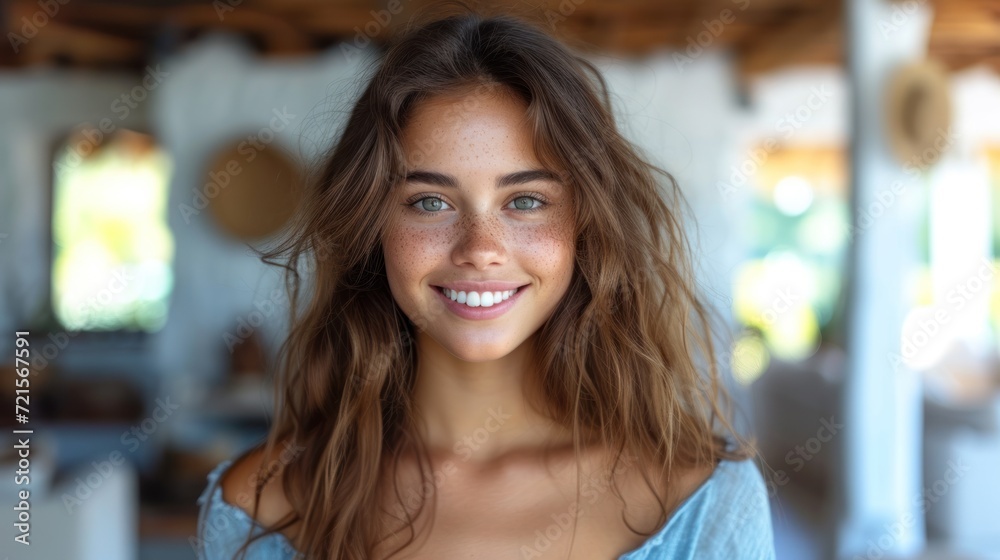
xmin=51 ymin=129 xmax=175 ymax=332
xmin=730 ymin=334 xmax=770 ymax=385
xmin=773 ymin=175 xmax=814 ymax=216
xmin=733 ymin=251 xmax=822 ymax=360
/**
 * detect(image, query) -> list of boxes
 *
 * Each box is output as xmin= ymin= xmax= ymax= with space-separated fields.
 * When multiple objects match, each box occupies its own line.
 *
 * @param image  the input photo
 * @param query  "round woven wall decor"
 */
xmin=202 ymin=141 xmax=302 ymax=241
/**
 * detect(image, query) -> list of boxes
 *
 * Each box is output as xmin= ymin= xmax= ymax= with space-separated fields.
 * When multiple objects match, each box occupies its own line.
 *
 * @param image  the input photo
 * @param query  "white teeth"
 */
xmin=440 ymin=287 xmax=519 ymax=308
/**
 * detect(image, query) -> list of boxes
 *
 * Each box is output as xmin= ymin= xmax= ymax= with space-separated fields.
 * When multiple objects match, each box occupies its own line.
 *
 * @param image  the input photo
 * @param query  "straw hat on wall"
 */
xmin=883 ymin=59 xmax=953 ymax=170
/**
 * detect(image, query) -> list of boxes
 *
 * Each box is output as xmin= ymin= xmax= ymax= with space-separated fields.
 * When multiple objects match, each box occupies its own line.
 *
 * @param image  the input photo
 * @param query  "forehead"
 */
xmin=400 ymin=89 xmax=538 ymax=169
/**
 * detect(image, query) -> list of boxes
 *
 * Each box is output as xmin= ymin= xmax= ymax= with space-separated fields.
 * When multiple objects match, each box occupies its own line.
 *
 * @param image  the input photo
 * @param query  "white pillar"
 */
xmin=838 ymin=0 xmax=933 ymax=557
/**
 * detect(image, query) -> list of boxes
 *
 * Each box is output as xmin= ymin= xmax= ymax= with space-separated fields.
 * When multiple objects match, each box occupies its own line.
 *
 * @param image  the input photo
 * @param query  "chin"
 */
xmin=435 ymin=334 xmax=524 ymax=363
xmin=446 ymin=343 xmax=515 ymax=363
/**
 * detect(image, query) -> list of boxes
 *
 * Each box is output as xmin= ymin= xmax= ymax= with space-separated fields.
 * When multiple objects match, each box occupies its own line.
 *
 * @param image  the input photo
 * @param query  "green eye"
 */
xmin=406 ymin=196 xmax=451 ymax=213
xmin=419 ymin=197 xmax=445 ymax=212
xmin=508 ymin=195 xmax=547 ymax=212
xmin=512 ymin=197 xmax=536 ymax=210
xmin=405 ymin=193 xmax=548 ymax=215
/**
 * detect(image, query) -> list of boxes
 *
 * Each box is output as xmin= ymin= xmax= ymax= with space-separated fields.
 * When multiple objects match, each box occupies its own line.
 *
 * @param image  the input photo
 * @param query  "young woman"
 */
xmin=195 ymin=7 xmax=776 ymax=560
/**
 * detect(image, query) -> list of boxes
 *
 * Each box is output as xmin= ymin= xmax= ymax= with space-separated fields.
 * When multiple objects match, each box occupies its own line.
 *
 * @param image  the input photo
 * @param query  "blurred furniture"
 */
xmin=0 ymin=452 xmax=137 ymax=560
xmin=752 ymin=343 xmax=846 ymax=560
xmin=923 ymin=358 xmax=1000 ymax=551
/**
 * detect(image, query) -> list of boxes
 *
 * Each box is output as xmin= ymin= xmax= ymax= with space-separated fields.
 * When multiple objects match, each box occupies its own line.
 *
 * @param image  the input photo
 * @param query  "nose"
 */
xmin=451 ymin=212 xmax=507 ymax=270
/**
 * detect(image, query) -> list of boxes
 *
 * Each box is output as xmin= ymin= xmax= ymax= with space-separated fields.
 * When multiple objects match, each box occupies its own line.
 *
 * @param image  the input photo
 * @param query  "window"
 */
xmin=730 ymin=146 xmax=849 ymax=383
xmin=51 ymin=128 xmax=174 ymax=332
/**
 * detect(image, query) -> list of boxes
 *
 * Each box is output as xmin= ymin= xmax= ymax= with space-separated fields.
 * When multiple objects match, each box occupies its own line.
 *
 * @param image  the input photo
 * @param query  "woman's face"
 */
xmin=382 ymin=87 xmax=576 ymax=362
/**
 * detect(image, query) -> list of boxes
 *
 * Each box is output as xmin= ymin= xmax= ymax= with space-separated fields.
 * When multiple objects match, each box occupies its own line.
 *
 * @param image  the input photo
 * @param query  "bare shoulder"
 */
xmin=571 ymin=445 xmax=718 ymax=512
xmin=674 ymin=461 xmax=717 ymax=505
xmin=219 ymin=442 xmax=300 ymax=540
xmin=613 ymin=453 xmax=719 ymax=520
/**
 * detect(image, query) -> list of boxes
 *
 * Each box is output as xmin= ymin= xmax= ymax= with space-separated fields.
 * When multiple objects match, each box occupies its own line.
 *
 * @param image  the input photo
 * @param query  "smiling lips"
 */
xmin=432 ymin=283 xmax=528 ymax=320
xmin=439 ymin=286 xmax=519 ymax=307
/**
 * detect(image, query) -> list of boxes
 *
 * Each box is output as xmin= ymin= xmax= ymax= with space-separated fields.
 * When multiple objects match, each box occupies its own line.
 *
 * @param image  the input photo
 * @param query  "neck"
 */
xmin=409 ymin=330 xmax=573 ymax=465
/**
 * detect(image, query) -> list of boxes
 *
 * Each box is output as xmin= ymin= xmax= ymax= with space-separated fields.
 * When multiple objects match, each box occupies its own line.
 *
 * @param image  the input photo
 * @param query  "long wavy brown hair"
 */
xmin=222 ymin=3 xmax=757 ymax=559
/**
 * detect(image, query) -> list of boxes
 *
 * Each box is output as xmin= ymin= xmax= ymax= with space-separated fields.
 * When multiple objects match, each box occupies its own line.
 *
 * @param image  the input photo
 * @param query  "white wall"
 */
xmin=148 ymin=33 xmax=373 ymax=397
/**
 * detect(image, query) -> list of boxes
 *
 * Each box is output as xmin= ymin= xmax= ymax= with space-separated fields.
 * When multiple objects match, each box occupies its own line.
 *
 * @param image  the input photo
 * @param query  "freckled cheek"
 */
xmin=511 ymin=222 xmax=576 ymax=281
xmin=383 ymin=225 xmax=451 ymax=286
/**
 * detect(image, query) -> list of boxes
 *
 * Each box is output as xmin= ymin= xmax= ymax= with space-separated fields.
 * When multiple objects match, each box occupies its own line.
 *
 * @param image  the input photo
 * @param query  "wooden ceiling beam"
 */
xmin=3 ymin=0 xmax=1000 ymax=78
xmin=47 ymin=2 xmax=314 ymax=54
xmin=13 ymin=20 xmax=143 ymax=66
xmin=169 ymin=5 xmax=312 ymax=54
xmin=931 ymin=21 xmax=1000 ymax=45
xmin=737 ymin=4 xmax=842 ymax=77
xmin=279 ymin=7 xmax=411 ymax=37
xmin=9 ymin=0 xmax=315 ymax=52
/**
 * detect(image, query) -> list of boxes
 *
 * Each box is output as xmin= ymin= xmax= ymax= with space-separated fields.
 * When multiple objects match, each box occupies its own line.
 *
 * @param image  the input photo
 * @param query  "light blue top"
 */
xmin=195 ymin=455 xmax=776 ymax=559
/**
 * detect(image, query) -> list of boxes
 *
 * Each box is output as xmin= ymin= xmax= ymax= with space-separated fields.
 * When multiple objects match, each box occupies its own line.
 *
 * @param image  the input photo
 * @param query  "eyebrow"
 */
xmin=403 ymin=169 xmax=561 ymax=189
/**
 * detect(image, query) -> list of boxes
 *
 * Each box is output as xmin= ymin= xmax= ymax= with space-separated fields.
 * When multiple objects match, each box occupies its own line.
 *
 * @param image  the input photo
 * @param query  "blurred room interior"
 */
xmin=0 ymin=0 xmax=998 ymax=558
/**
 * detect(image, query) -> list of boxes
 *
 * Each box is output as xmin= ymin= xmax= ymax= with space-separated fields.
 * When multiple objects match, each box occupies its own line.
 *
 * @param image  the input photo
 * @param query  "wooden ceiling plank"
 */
xmin=737 ymin=5 xmax=842 ymax=77
xmin=18 ymin=20 xmax=142 ymax=66
xmin=281 ymin=7 xmax=406 ymax=37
